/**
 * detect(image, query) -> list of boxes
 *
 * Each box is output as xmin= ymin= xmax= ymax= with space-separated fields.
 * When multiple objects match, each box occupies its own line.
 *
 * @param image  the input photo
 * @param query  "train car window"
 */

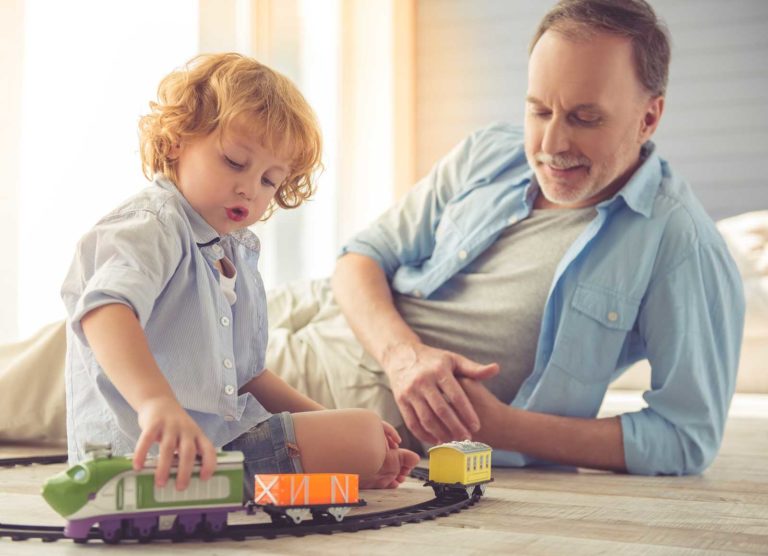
xmin=466 ymin=458 xmax=470 ymax=471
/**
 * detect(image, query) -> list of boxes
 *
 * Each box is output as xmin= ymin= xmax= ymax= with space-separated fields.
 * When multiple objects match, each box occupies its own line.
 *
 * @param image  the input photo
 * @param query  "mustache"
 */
xmin=535 ymin=152 xmax=591 ymax=170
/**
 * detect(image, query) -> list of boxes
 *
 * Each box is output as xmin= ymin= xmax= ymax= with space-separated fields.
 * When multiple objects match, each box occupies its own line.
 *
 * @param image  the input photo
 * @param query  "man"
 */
xmin=270 ymin=0 xmax=743 ymax=476
xmin=0 ymin=0 xmax=744 ymax=476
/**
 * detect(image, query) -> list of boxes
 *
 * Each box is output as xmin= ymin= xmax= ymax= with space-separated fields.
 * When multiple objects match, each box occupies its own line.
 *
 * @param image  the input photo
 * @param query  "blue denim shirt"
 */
xmin=61 ymin=175 xmax=271 ymax=463
xmin=341 ymin=123 xmax=745 ymax=475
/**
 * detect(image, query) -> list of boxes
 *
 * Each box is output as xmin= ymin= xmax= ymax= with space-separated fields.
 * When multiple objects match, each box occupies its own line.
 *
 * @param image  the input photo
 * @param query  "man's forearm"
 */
xmin=332 ymin=253 xmax=422 ymax=366
xmin=485 ymin=405 xmax=627 ymax=472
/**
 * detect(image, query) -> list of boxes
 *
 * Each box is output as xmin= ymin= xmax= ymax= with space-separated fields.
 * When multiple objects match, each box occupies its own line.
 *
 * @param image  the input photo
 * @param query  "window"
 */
xmin=12 ymin=0 xmax=197 ymax=340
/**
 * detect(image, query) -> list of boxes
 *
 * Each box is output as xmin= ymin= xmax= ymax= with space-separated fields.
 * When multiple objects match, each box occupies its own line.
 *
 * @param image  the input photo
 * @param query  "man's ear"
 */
xmin=639 ymin=95 xmax=665 ymax=142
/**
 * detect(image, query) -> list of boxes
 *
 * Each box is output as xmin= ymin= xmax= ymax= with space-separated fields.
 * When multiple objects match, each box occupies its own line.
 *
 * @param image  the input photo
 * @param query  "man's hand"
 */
xmin=382 ymin=342 xmax=499 ymax=444
xmin=133 ymin=396 xmax=218 ymax=490
xmin=457 ymin=377 xmax=509 ymax=445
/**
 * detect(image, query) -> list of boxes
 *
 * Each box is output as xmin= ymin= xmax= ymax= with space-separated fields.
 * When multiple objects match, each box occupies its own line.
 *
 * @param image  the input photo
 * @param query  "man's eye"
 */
xmin=529 ymin=110 xmax=551 ymax=119
xmin=573 ymin=114 xmax=601 ymax=126
xmin=225 ymin=156 xmax=244 ymax=169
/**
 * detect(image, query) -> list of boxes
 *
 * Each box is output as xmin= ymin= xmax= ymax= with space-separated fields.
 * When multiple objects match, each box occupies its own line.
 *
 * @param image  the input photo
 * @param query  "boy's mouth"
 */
xmin=226 ymin=206 xmax=249 ymax=222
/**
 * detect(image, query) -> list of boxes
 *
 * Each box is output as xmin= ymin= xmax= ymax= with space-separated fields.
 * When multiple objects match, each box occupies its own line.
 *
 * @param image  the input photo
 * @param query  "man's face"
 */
xmin=524 ymin=30 xmax=663 ymax=209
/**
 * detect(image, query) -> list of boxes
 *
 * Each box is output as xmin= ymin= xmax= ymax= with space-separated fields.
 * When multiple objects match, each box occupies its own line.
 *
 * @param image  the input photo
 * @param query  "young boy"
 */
xmin=61 ymin=53 xmax=419 ymax=498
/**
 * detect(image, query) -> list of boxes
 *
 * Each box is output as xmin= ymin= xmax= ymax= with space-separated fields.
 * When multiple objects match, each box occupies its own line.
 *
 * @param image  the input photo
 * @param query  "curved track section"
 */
xmin=0 ymin=456 xmax=480 ymax=544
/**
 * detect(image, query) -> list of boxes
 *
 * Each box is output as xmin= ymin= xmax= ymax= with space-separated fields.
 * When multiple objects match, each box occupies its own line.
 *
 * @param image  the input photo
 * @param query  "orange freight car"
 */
xmin=252 ymin=473 xmax=365 ymax=524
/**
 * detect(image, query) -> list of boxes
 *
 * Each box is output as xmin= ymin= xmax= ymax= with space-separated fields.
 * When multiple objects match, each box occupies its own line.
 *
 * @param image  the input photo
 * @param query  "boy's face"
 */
xmin=171 ymin=124 xmax=290 ymax=236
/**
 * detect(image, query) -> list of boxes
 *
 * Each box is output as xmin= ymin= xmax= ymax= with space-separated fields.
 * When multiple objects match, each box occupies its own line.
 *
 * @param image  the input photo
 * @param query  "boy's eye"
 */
xmin=225 ymin=156 xmax=244 ymax=170
xmin=262 ymin=177 xmax=276 ymax=188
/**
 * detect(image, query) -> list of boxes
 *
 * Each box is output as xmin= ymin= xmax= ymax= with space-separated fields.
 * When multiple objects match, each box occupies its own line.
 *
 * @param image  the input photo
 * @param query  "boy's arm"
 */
xmin=240 ymin=369 xmax=325 ymax=413
xmin=81 ymin=303 xmax=217 ymax=488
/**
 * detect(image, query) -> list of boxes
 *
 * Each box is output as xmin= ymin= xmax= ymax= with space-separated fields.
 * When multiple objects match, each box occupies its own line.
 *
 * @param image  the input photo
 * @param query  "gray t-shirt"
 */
xmin=394 ymin=206 xmax=595 ymax=403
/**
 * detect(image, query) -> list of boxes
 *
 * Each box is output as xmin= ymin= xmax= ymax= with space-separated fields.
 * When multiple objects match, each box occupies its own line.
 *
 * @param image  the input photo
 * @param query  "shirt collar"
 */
xmin=600 ymin=141 xmax=661 ymax=218
xmin=153 ymin=173 xmax=221 ymax=247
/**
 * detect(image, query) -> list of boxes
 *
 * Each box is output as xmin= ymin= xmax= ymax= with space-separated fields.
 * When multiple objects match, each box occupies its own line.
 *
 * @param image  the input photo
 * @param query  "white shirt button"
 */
xmin=224 ymin=415 xmax=235 ymax=422
xmin=220 ymin=316 xmax=230 ymax=326
xmin=458 ymin=249 xmax=468 ymax=260
xmin=412 ymin=290 xmax=423 ymax=298
xmin=607 ymin=311 xmax=619 ymax=322
xmin=223 ymin=358 xmax=233 ymax=369
xmin=212 ymin=244 xmax=223 ymax=255
xmin=508 ymin=216 xmax=518 ymax=225
xmin=224 ymin=384 xmax=235 ymax=395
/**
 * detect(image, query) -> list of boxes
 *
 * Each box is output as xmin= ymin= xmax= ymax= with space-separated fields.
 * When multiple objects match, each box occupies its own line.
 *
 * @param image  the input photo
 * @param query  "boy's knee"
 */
xmin=347 ymin=408 xmax=384 ymax=433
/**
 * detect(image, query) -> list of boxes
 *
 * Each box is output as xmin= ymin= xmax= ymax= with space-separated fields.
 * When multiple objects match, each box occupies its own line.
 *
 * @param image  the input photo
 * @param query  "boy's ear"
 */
xmin=168 ymin=141 xmax=182 ymax=160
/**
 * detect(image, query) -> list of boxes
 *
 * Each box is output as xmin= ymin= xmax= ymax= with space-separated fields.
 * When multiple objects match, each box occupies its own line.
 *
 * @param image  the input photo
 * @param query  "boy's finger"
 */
xmin=155 ymin=435 xmax=176 ymax=487
xmin=133 ymin=429 xmax=156 ymax=470
xmin=198 ymin=438 xmax=218 ymax=481
xmin=175 ymin=438 xmax=196 ymax=491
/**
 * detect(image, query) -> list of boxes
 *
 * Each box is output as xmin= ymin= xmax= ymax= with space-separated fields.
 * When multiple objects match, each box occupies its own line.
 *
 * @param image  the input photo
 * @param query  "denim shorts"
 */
xmin=223 ymin=411 xmax=304 ymax=500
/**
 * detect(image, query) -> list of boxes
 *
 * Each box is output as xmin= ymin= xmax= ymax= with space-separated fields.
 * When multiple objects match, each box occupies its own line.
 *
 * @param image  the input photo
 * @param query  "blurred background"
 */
xmin=1 ymin=0 xmax=766 ymax=343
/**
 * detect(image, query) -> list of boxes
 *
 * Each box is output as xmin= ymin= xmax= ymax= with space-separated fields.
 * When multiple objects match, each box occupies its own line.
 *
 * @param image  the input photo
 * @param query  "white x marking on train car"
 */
xmin=253 ymin=476 xmax=278 ymax=505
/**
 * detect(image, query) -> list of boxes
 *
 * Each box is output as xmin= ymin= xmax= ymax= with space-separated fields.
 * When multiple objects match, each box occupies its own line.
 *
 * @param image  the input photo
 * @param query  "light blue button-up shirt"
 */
xmin=341 ymin=122 xmax=745 ymax=475
xmin=61 ymin=175 xmax=271 ymax=463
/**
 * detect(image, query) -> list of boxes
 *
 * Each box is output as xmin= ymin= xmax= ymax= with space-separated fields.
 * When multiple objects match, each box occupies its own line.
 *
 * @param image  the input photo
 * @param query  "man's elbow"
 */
xmin=623 ymin=413 xmax=723 ymax=476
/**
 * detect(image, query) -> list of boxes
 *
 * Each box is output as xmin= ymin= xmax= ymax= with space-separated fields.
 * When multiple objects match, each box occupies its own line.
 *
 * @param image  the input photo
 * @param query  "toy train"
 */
xmin=426 ymin=440 xmax=493 ymax=498
xmin=41 ymin=440 xmax=492 ymax=543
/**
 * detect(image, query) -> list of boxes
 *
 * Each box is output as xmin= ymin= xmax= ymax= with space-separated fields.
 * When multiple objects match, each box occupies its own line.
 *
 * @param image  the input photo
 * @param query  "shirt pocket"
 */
xmin=549 ymin=283 xmax=641 ymax=384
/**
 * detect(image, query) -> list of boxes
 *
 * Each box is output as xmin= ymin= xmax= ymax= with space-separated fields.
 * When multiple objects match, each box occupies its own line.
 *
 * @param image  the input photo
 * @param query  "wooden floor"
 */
xmin=1 ymin=392 xmax=767 ymax=555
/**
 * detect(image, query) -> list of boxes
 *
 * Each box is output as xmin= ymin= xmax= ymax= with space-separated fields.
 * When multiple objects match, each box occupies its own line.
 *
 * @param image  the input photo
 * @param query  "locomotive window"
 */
xmin=68 ymin=465 xmax=90 ymax=484
xmin=466 ymin=458 xmax=470 ymax=471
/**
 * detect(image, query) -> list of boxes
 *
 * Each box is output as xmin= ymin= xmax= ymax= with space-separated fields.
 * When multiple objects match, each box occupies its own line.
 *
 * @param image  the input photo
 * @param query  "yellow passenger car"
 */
xmin=427 ymin=440 xmax=492 ymax=498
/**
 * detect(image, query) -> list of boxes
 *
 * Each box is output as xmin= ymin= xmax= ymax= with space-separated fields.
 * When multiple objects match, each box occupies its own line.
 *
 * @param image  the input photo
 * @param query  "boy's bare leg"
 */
xmin=292 ymin=408 xmax=420 ymax=489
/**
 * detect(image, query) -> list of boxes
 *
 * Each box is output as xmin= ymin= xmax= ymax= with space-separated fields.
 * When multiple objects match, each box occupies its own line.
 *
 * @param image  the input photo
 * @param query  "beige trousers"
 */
xmin=0 ymin=320 xmax=67 ymax=444
xmin=0 ymin=280 xmax=406 ymax=446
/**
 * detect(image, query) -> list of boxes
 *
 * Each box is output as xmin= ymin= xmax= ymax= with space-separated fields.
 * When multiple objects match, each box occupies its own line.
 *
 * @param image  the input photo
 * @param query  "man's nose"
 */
xmin=541 ymin=117 xmax=571 ymax=155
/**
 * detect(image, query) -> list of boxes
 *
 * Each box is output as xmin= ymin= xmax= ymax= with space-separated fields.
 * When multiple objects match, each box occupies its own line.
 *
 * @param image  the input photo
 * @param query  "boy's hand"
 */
xmin=382 ymin=420 xmax=402 ymax=449
xmin=133 ymin=396 xmax=218 ymax=490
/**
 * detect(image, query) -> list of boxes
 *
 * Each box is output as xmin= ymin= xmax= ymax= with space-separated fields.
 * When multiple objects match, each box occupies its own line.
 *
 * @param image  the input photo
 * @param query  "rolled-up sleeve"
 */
xmin=621 ymin=239 xmax=745 ymax=475
xmin=340 ymin=130 xmax=481 ymax=279
xmin=61 ymin=211 xmax=184 ymax=345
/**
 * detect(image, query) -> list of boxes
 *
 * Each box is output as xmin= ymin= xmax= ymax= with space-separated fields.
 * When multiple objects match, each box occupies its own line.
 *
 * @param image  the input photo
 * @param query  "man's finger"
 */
xmin=424 ymin=387 xmax=473 ymax=440
xmin=455 ymin=357 xmax=500 ymax=380
xmin=411 ymin=398 xmax=453 ymax=443
xmin=400 ymin=401 xmax=439 ymax=445
xmin=441 ymin=379 xmax=481 ymax=433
